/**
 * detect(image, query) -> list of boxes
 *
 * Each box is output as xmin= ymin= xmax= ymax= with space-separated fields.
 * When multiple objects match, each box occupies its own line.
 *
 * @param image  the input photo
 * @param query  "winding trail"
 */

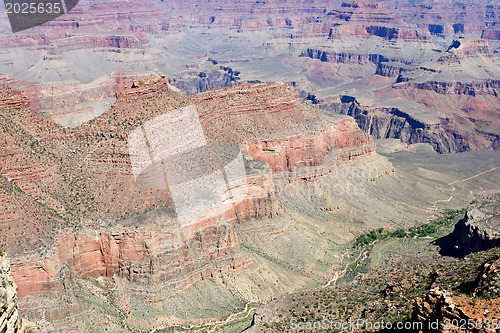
xmin=149 ymin=301 xmax=255 ymax=333
xmin=429 ymin=167 xmax=498 ymax=209
xmin=322 ymin=250 xmax=369 ymax=289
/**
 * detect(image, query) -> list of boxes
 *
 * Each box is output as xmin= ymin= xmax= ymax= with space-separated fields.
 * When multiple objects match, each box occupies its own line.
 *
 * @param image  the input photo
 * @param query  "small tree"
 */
xmin=393 ymin=229 xmax=407 ymax=238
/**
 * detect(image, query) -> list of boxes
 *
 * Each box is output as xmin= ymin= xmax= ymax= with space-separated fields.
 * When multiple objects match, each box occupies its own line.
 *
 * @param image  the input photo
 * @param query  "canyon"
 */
xmin=2 ymin=77 xmax=499 ymax=331
xmin=0 ymin=0 xmax=499 ymax=331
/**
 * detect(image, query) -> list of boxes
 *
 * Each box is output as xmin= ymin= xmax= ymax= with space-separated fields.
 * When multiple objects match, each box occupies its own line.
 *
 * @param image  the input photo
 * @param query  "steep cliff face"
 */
xmin=392 ymin=2 xmax=499 ymax=40
xmin=301 ymin=49 xmax=390 ymax=65
xmin=300 ymin=49 xmax=414 ymax=80
xmin=0 ymin=255 xmax=33 ymax=332
xmin=57 ymin=223 xmax=242 ymax=283
xmin=322 ymin=97 xmax=477 ymax=153
xmin=301 ymin=49 xmax=416 ymax=68
xmin=397 ymin=80 xmax=500 ymax=97
xmin=246 ymin=118 xmax=375 ymax=172
xmin=440 ymin=194 xmax=500 ymax=257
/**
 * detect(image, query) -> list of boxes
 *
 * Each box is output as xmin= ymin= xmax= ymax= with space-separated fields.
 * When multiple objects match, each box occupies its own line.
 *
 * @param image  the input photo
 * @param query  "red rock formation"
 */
xmin=320 ymin=0 xmax=429 ymax=40
xmin=0 ymin=86 xmax=26 ymax=109
xmin=246 ymin=118 xmax=375 ymax=172
xmin=0 ymin=256 xmax=34 ymax=332
xmin=116 ymin=75 xmax=171 ymax=100
xmin=1 ymin=81 xmax=375 ymax=302
xmin=412 ymin=288 xmax=500 ymax=332
xmin=10 ymin=260 xmax=62 ymax=298
xmin=56 ymin=223 xmax=242 ymax=282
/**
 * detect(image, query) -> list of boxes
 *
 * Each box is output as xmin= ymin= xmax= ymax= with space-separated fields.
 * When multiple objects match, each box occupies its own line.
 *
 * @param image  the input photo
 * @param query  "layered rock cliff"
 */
xmin=0 ymin=86 xmax=26 ymax=110
xmin=391 ymin=1 xmax=500 ymax=40
xmin=246 ymin=118 xmax=375 ymax=172
xmin=322 ymin=0 xmax=430 ymax=40
xmin=322 ymin=96 xmax=479 ymax=153
xmin=394 ymin=39 xmax=500 ymax=97
xmin=0 ymin=255 xmax=33 ymax=332
xmin=396 ymin=80 xmax=500 ymax=97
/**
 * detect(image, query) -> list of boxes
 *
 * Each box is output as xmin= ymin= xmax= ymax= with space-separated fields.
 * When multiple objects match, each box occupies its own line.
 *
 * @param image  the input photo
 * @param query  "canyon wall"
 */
xmin=0 ymin=255 xmax=33 ymax=332
xmin=246 ymin=119 xmax=375 ymax=172
xmin=396 ymin=80 xmax=500 ymax=97
xmin=440 ymin=194 xmax=500 ymax=258
xmin=322 ymin=97 xmax=480 ymax=153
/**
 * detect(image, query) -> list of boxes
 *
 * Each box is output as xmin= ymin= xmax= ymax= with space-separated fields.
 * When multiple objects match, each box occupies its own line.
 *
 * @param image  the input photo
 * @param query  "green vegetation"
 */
xmin=0 ymin=244 xmax=4 ymax=256
xmin=355 ymin=207 xmax=467 ymax=247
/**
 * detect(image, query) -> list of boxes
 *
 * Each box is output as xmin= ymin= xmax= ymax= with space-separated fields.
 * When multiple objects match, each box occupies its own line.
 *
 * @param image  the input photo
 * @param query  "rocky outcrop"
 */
xmin=412 ymin=289 xmax=477 ymax=332
xmin=376 ymin=62 xmax=409 ymax=78
xmin=301 ymin=49 xmax=411 ymax=67
xmin=54 ymin=35 xmax=144 ymax=51
xmin=116 ymin=75 xmax=170 ymax=100
xmin=0 ymin=255 xmax=34 ymax=332
xmin=246 ymin=118 xmax=375 ymax=172
xmin=0 ymin=86 xmax=26 ymax=110
xmin=472 ymin=256 xmax=500 ymax=299
xmin=301 ymin=49 xmax=385 ymax=65
xmin=440 ymin=195 xmax=500 ymax=258
xmin=194 ymin=83 xmax=299 ymax=118
xmin=413 ymin=281 xmax=500 ymax=331
xmin=168 ymin=67 xmax=241 ymax=95
xmin=301 ymin=49 xmax=413 ymax=79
